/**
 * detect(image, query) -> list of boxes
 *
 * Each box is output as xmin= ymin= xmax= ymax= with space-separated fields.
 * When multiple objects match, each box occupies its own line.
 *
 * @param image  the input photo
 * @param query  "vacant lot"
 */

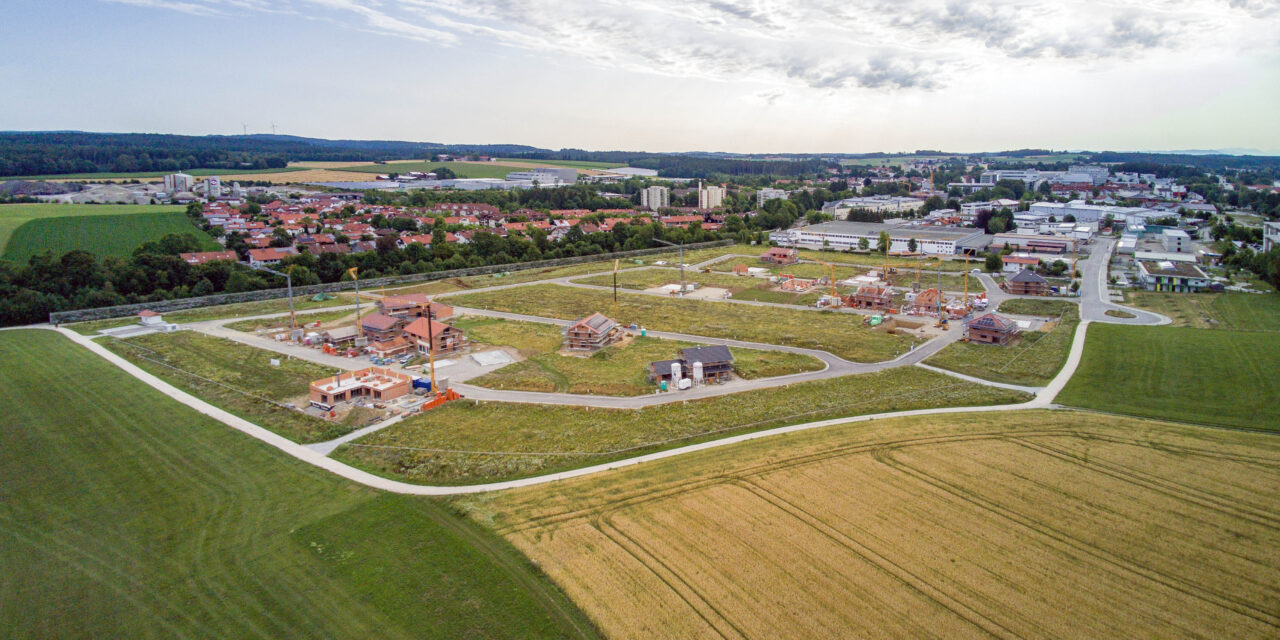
xmin=445 ymin=284 xmax=919 ymax=362
xmin=1125 ymin=291 xmax=1280 ymax=331
xmin=925 ymin=300 xmax=1079 ymax=386
xmin=684 ymin=244 xmax=973 ymax=271
xmin=334 ymin=366 xmax=1027 ymax=483
xmin=462 ymin=410 xmax=1280 ymax=640
xmin=5 ymin=211 xmax=219 ymax=262
xmin=0 ymin=330 xmax=598 ymax=640
xmin=573 ymin=268 xmax=751 ymax=292
xmin=456 ymin=317 xmax=823 ymax=396
xmin=383 ymin=261 xmax=649 ymax=297
xmin=0 ymin=203 xmax=185 ymax=258
xmin=226 ymin=308 xmax=360 ymax=333
xmin=1058 ymin=323 xmax=1280 ymax=431
xmin=102 ymin=331 xmax=349 ymax=443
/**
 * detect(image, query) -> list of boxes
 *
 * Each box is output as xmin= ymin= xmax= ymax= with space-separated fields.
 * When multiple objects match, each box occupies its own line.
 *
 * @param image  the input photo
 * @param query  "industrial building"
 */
xmin=1161 ymin=228 xmax=1191 ymax=253
xmin=505 ymin=167 xmax=578 ymax=185
xmin=821 ymin=196 xmax=926 ymax=218
xmin=770 ymin=221 xmax=985 ymax=256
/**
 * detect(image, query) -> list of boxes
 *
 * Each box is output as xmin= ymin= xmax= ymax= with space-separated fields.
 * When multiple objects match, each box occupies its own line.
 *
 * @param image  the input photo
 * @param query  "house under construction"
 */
xmin=309 ymin=367 xmax=413 ymax=410
xmin=565 ymin=312 xmax=622 ymax=351
xmin=848 ymin=285 xmax=892 ymax=309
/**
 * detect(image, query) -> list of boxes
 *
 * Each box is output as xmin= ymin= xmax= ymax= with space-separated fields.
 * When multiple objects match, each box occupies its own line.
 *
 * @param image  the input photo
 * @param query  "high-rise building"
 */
xmin=640 ymin=185 xmax=670 ymax=210
xmin=203 ymin=177 xmax=222 ymax=198
xmin=698 ymin=181 xmax=726 ymax=209
xmin=757 ymin=187 xmax=788 ymax=207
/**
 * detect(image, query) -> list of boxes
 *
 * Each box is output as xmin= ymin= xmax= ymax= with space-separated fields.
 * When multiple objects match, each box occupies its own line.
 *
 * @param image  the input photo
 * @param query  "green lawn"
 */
xmin=101 ymin=331 xmax=352 ymax=443
xmin=998 ymin=298 xmax=1078 ymax=316
xmin=445 ymin=284 xmax=920 ymax=362
xmin=1057 ymin=323 xmax=1280 ymax=431
xmin=0 ymin=204 xmax=185 ymax=259
xmin=336 ymin=162 xmax=517 ymax=179
xmin=4 ymin=211 xmax=219 ymax=262
xmin=924 ymin=300 xmax=1078 ymax=386
xmin=456 ymin=316 xmax=823 ymax=396
xmin=1123 ymin=291 xmax=1280 ymax=331
xmin=335 ymin=366 xmax=1029 ymax=484
xmin=0 ymin=330 xmax=599 ymax=639
xmin=0 ymin=167 xmax=306 ymax=181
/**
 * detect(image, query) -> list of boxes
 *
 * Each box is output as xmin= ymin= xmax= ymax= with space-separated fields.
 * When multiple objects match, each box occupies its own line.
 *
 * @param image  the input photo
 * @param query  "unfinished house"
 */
xmin=849 ymin=285 xmax=892 ymax=309
xmin=309 ymin=367 xmax=412 ymax=410
xmin=565 ymin=313 xmax=622 ymax=351
xmin=965 ymin=313 xmax=1021 ymax=345
xmin=779 ymin=276 xmax=816 ymax=292
xmin=403 ymin=317 xmax=468 ymax=356
xmin=761 ymin=247 xmax=799 ymax=265
xmin=1007 ymin=269 xmax=1049 ymax=296
xmin=378 ymin=294 xmax=454 ymax=321
xmin=359 ymin=313 xmax=407 ymax=344
xmin=910 ymin=288 xmax=942 ymax=315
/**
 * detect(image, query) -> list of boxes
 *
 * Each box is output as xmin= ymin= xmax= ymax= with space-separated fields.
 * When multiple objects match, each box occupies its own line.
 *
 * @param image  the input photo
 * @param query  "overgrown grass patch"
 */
xmin=924 ymin=302 xmax=1078 ymax=386
xmin=334 ymin=366 xmax=1029 ymax=483
xmin=446 ymin=284 xmax=920 ymax=362
xmin=1124 ymin=291 xmax=1280 ymax=331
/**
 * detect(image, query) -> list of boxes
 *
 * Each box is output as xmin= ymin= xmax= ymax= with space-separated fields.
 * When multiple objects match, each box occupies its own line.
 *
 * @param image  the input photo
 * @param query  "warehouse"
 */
xmin=769 ymin=221 xmax=983 ymax=256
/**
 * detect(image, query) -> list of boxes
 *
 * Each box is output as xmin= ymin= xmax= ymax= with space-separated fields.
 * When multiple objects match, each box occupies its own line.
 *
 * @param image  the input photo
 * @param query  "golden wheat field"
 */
xmin=462 ymin=410 xmax=1280 ymax=640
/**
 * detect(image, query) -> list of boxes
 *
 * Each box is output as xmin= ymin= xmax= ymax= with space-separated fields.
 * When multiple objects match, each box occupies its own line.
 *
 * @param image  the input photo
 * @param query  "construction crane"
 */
xmin=913 ymin=256 xmax=941 ymax=293
xmin=611 ymin=259 xmax=620 ymax=319
xmin=347 ymin=267 xmax=363 ymax=337
xmin=963 ymin=253 xmax=970 ymax=311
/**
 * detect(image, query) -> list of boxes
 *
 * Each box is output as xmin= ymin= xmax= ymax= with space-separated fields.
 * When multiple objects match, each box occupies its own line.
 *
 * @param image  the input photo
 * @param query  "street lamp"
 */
xmin=249 ymin=263 xmax=296 ymax=330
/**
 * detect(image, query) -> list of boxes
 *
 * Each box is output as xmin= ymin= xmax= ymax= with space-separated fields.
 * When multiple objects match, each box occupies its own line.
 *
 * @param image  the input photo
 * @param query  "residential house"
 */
xmin=403 ymin=317 xmax=468 ymax=356
xmin=378 ymin=294 xmax=453 ymax=321
xmin=850 ymin=285 xmax=892 ymax=309
xmin=649 ymin=345 xmax=735 ymax=384
xmin=1006 ymin=269 xmax=1049 ymax=295
xmin=179 ymin=250 xmax=237 ymax=265
xmin=761 ymin=247 xmax=799 ymax=265
xmin=965 ymin=313 xmax=1021 ymax=345
xmin=565 ymin=313 xmax=622 ymax=351
xmin=246 ymin=247 xmax=295 ymax=266
xmin=309 ymin=367 xmax=413 ymax=410
xmin=910 ymin=288 xmax=942 ymax=314
xmin=359 ymin=313 xmax=407 ymax=344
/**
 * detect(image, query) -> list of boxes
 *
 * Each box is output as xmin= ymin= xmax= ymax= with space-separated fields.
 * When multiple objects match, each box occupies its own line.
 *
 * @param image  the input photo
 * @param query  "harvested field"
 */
xmin=444 ymin=284 xmax=920 ymax=362
xmin=461 ymin=410 xmax=1280 ymax=640
xmin=215 ymin=168 xmax=376 ymax=184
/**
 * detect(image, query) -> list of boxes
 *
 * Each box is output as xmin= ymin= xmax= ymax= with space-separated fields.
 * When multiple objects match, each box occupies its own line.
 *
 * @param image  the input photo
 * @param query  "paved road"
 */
xmin=39 ymin=320 xmax=1090 ymax=496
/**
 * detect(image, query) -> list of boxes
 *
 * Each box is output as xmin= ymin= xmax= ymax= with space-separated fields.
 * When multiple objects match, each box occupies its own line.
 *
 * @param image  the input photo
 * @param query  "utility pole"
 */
xmin=249 ymin=263 xmax=296 ymax=331
xmin=271 ymin=122 xmax=277 ymax=136
xmin=241 ymin=122 xmax=247 ymax=135
xmin=347 ymin=267 xmax=362 ymax=336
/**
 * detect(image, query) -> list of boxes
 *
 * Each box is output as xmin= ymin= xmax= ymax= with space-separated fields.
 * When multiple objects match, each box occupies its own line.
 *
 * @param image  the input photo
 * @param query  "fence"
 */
xmin=49 ymin=239 xmax=733 ymax=324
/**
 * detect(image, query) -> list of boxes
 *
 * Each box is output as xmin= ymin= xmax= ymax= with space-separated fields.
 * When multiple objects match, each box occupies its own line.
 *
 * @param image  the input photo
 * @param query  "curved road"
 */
xmin=36 ymin=235 xmax=1167 ymax=494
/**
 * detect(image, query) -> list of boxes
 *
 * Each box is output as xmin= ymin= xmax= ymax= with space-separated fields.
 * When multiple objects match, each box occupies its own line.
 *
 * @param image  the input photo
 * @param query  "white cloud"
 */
xmin=101 ymin=0 xmax=1280 ymax=92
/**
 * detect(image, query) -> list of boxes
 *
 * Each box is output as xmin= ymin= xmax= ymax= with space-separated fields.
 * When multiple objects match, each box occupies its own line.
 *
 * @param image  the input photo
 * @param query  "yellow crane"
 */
xmin=347 ymin=267 xmax=363 ymax=337
xmin=285 ymin=264 xmax=298 ymax=330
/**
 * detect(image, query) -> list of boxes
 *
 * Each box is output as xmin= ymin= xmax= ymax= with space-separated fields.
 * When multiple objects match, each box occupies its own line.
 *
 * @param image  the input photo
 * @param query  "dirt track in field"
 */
xmin=475 ymin=411 xmax=1280 ymax=640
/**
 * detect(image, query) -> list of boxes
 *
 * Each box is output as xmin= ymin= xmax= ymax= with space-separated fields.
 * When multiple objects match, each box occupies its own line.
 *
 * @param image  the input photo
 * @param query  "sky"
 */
xmin=2 ymin=0 xmax=1279 ymax=154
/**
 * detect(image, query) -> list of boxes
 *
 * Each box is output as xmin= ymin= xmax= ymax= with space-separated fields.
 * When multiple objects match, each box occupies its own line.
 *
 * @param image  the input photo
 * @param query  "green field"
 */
xmin=573 ymin=268 xmax=764 ymax=292
xmin=682 ymin=244 xmax=972 ymax=272
xmin=924 ymin=301 xmax=1079 ymax=387
xmin=445 ymin=284 xmax=920 ymax=362
xmin=0 ymin=167 xmax=306 ymax=181
xmin=0 ymin=330 xmax=599 ymax=639
xmin=335 ymin=366 xmax=1029 ymax=483
xmin=1058 ymin=323 xmax=1280 ymax=431
xmin=336 ymin=161 xmax=518 ymax=179
xmin=1124 ymin=291 xmax=1280 ymax=331
xmin=102 ymin=331 xmax=354 ymax=443
xmin=4 ymin=210 xmax=219 ymax=262
xmin=0 ymin=204 xmax=186 ymax=259
xmin=494 ymin=158 xmax=625 ymax=170
xmin=456 ymin=316 xmax=823 ymax=396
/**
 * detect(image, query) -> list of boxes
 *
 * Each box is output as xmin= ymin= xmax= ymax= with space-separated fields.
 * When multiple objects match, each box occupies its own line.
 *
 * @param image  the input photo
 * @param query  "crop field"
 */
xmin=494 ymin=158 xmax=626 ymax=170
xmin=0 ymin=330 xmax=598 ymax=640
xmin=4 ymin=211 xmax=219 ymax=262
xmin=1058 ymin=323 xmax=1280 ymax=431
xmin=445 ymin=284 xmax=920 ymax=362
xmin=102 ymin=331 xmax=351 ymax=443
xmin=1124 ymin=291 xmax=1280 ymax=331
xmin=0 ymin=203 xmax=184 ymax=258
xmin=335 ymin=161 xmax=516 ymax=179
xmin=334 ymin=366 xmax=1028 ymax=483
xmin=925 ymin=301 xmax=1078 ymax=386
xmin=455 ymin=317 xmax=823 ymax=396
xmin=462 ymin=410 xmax=1280 ymax=640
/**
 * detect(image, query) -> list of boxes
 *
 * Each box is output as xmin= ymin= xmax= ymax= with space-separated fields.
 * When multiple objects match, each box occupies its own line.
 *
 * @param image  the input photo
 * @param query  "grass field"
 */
xmin=573 ymin=268 xmax=752 ymax=292
xmin=4 ymin=211 xmax=219 ymax=262
xmin=925 ymin=300 xmax=1078 ymax=386
xmin=0 ymin=330 xmax=599 ymax=639
xmin=494 ymin=158 xmax=625 ymax=170
xmin=0 ymin=203 xmax=186 ymax=259
xmin=445 ymin=284 xmax=920 ymax=362
xmin=63 ymin=296 xmax=354 ymax=334
xmin=1058 ymin=323 xmax=1280 ymax=431
xmin=999 ymin=298 xmax=1078 ymax=316
xmin=225 ymin=308 xmax=360 ymax=333
xmin=682 ymin=244 xmax=972 ymax=272
xmin=1123 ymin=291 xmax=1280 ymax=331
xmin=455 ymin=317 xmax=823 ymax=396
xmin=461 ymin=409 xmax=1280 ymax=640
xmin=102 ymin=331 xmax=352 ymax=443
xmin=383 ymin=261 xmax=646 ymax=298
xmin=334 ymin=366 xmax=1027 ymax=483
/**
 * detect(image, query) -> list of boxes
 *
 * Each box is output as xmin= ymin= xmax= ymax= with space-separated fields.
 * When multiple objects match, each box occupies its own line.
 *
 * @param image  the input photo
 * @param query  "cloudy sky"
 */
xmin=4 ymin=0 xmax=1279 ymax=153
